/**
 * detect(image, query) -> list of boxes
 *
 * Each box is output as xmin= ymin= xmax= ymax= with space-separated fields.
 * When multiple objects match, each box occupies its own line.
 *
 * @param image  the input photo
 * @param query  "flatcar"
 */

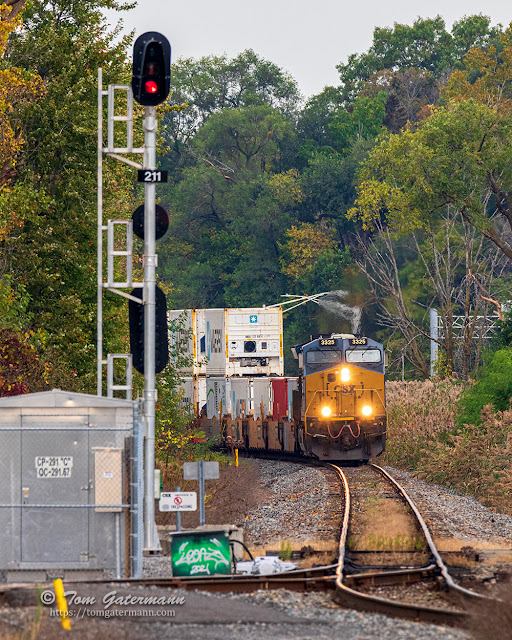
xmin=191 ymin=333 xmax=386 ymax=462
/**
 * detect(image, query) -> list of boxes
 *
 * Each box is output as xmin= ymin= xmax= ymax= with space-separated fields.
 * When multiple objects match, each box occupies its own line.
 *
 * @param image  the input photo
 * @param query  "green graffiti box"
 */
xmin=169 ymin=530 xmax=232 ymax=577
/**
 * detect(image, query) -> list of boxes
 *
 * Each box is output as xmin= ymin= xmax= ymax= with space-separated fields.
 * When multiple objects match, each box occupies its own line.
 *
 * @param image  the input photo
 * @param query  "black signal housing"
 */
xmin=132 ymin=31 xmax=171 ymax=106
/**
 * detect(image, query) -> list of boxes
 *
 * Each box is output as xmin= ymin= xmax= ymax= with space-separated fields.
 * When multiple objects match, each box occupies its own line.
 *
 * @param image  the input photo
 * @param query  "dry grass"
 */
xmin=434 ymin=538 xmax=512 ymax=552
xmin=155 ymin=457 xmax=266 ymax=529
xmin=381 ymin=380 xmax=512 ymax=516
xmin=349 ymin=499 xmax=425 ymax=552
xmin=248 ymin=538 xmax=338 ymax=567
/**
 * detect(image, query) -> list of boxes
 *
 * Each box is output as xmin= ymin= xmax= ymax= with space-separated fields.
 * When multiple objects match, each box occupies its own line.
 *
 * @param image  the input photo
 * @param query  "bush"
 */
xmin=383 ymin=380 xmax=512 ymax=515
xmin=457 ymin=347 xmax=512 ymax=427
xmin=381 ymin=380 xmax=466 ymax=470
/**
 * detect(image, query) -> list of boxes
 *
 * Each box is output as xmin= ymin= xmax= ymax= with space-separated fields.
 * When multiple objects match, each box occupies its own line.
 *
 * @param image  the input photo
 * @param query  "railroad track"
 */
xmin=0 ymin=459 xmax=495 ymax=630
xmin=331 ymin=462 xmax=490 ymax=625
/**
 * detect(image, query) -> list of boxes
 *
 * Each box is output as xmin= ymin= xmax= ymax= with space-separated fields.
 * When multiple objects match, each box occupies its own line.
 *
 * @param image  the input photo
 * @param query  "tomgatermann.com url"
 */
xmin=50 ymin=608 xmax=176 ymax=619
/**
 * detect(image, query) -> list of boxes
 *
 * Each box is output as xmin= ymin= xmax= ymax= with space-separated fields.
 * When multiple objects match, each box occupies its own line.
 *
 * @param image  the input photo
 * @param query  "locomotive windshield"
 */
xmin=346 ymin=348 xmax=382 ymax=363
xmin=305 ymin=349 xmax=342 ymax=364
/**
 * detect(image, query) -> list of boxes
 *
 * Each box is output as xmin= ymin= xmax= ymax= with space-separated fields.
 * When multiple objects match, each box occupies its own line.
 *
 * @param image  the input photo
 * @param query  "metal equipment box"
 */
xmin=0 ymin=390 xmax=134 ymax=582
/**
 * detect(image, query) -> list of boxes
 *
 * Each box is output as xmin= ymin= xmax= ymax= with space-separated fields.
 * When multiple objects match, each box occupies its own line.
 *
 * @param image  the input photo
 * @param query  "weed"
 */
xmin=382 ymin=380 xmax=512 ymax=516
xmin=279 ymin=540 xmax=292 ymax=561
xmin=364 ymin=495 xmax=379 ymax=509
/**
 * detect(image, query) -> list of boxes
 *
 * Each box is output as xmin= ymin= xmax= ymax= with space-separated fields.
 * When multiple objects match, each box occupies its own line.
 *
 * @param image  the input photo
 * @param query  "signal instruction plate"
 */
xmin=137 ymin=169 xmax=168 ymax=183
xmin=35 ymin=456 xmax=73 ymax=478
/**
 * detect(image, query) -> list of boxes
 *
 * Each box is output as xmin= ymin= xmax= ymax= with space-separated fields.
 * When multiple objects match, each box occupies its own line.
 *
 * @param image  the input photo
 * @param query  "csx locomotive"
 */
xmin=194 ymin=333 xmax=386 ymax=462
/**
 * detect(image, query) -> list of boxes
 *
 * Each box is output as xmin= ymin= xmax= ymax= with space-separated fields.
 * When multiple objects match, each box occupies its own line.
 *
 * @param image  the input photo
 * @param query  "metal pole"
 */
xmin=430 ymin=308 xmax=439 ymax=377
xmin=131 ymin=401 xmax=144 ymax=578
xmin=97 ymin=68 xmax=104 ymax=396
xmin=143 ymin=106 xmax=159 ymax=550
xmin=175 ymin=486 xmax=181 ymax=532
xmin=199 ymin=461 xmax=205 ymax=527
xmin=115 ymin=512 xmax=121 ymax=578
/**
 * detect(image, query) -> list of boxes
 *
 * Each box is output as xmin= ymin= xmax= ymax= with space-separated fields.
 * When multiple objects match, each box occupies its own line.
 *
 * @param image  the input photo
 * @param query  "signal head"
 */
xmin=132 ymin=32 xmax=171 ymax=106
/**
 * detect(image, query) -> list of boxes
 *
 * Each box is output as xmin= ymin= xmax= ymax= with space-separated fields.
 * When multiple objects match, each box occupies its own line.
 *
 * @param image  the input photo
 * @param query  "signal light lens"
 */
xmin=362 ymin=405 xmax=372 ymax=416
xmin=341 ymin=367 xmax=350 ymax=382
xmin=321 ymin=406 xmax=331 ymax=418
xmin=145 ymin=80 xmax=158 ymax=94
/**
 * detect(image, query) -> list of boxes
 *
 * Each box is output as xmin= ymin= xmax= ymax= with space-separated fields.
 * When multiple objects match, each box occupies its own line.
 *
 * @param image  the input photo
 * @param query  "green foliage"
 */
xmin=279 ymin=540 xmax=292 ymax=561
xmin=330 ymin=91 xmax=388 ymax=152
xmin=4 ymin=0 xmax=135 ymax=391
xmin=350 ymin=99 xmax=512 ymax=242
xmin=163 ymin=49 xmax=300 ymax=160
xmin=494 ymin=310 xmax=512 ymax=348
xmin=457 ymin=348 xmax=512 ymax=426
xmin=336 ymin=15 xmax=502 ymax=102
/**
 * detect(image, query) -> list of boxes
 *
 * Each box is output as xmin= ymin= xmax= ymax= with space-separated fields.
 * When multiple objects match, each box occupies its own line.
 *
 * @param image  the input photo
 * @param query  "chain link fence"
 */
xmin=0 ymin=401 xmax=144 ymax=581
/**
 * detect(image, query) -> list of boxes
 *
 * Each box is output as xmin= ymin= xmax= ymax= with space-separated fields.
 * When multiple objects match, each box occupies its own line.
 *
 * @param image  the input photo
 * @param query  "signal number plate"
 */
xmin=138 ymin=169 xmax=168 ymax=183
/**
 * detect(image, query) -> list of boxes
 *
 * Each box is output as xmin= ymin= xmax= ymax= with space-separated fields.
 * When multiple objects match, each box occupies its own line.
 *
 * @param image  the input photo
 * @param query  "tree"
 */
xmin=350 ymin=98 xmax=512 ymax=262
xmin=336 ymin=15 xmax=501 ymax=102
xmin=443 ymin=24 xmax=512 ymax=108
xmin=353 ymin=206 xmax=508 ymax=379
xmin=360 ymin=68 xmax=438 ymax=127
xmin=296 ymin=86 xmax=344 ymax=160
xmin=159 ymin=105 xmax=298 ymax=308
xmin=3 ymin=0 xmax=135 ymax=391
xmin=162 ymin=49 xmax=301 ymax=162
xmin=329 ymin=91 xmax=388 ymax=152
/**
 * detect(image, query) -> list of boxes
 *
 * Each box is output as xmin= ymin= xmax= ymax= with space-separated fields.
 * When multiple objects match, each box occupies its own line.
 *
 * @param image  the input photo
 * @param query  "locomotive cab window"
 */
xmin=305 ymin=349 xmax=342 ymax=364
xmin=345 ymin=348 xmax=382 ymax=363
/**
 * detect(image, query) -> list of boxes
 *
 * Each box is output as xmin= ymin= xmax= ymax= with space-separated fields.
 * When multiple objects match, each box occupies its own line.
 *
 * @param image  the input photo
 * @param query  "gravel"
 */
xmin=196 ymin=588 xmax=470 ymax=640
xmin=382 ymin=466 xmax=512 ymax=544
xmin=243 ymin=459 xmax=339 ymax=547
xmin=132 ymin=458 xmax=512 ymax=639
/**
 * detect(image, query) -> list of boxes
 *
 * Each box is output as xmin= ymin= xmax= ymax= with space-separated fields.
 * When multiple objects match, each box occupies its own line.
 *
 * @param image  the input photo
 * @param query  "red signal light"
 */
xmin=145 ymin=80 xmax=158 ymax=94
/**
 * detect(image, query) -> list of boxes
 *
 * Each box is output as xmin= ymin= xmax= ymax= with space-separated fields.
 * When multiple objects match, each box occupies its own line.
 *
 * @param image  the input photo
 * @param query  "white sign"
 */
xmin=35 ymin=456 xmax=73 ymax=478
xmin=159 ymin=491 xmax=197 ymax=512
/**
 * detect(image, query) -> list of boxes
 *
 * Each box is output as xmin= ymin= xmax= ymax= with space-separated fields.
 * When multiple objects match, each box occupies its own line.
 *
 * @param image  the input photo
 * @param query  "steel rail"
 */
xmin=0 ymin=568 xmax=338 ymax=608
xmin=370 ymin=463 xmax=489 ymax=600
xmin=328 ymin=463 xmax=475 ymax=625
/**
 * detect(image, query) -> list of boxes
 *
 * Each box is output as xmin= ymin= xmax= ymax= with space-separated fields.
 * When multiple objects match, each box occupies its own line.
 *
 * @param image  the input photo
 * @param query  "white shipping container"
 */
xmin=178 ymin=377 xmax=194 ymax=409
xmin=206 ymin=378 xmax=227 ymax=419
xmin=226 ymin=308 xmax=283 ymax=376
xmin=177 ymin=377 xmax=207 ymax=415
xmin=204 ymin=309 xmax=226 ymax=376
xmin=168 ymin=310 xmax=207 ymax=375
xmin=252 ymin=377 xmax=272 ymax=418
xmin=226 ymin=378 xmax=250 ymax=418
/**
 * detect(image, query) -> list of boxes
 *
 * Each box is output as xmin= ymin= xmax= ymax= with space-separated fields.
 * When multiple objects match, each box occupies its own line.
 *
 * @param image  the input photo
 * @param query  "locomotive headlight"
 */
xmin=362 ymin=405 xmax=372 ymax=416
xmin=321 ymin=406 xmax=332 ymax=418
xmin=341 ymin=368 xmax=350 ymax=382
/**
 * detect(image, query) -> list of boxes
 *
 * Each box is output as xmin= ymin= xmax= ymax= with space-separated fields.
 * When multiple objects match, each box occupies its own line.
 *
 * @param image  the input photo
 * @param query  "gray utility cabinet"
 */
xmin=0 ymin=390 xmax=134 ymax=582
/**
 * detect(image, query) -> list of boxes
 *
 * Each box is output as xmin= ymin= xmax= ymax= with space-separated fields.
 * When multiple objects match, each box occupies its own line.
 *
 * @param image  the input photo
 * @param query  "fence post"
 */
xmin=131 ymin=402 xmax=144 ymax=578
